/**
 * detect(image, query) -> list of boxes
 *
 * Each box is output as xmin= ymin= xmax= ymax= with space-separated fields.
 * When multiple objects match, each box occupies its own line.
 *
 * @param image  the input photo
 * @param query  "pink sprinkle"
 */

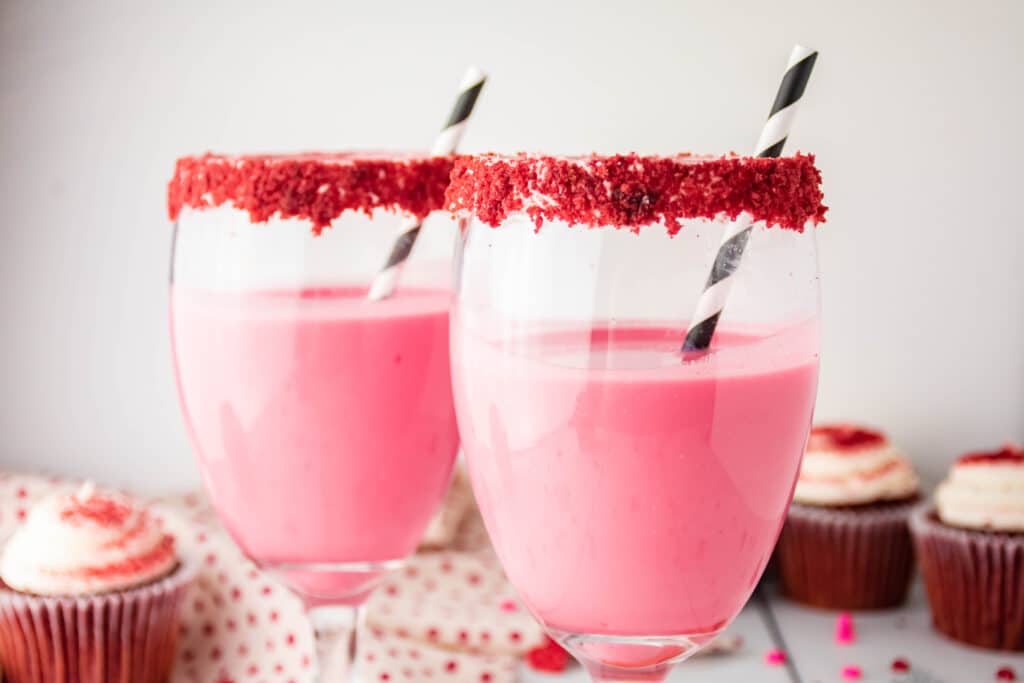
xmin=764 ymin=648 xmax=786 ymax=665
xmin=842 ymin=665 xmax=862 ymax=680
xmin=498 ymin=599 xmax=518 ymax=613
xmin=835 ymin=612 xmax=856 ymax=644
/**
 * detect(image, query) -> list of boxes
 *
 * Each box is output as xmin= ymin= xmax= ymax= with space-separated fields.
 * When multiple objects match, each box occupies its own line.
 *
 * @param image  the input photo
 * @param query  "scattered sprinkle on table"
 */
xmin=764 ymin=648 xmax=787 ymax=665
xmin=997 ymin=666 xmax=1017 ymax=681
xmin=891 ymin=657 xmax=911 ymax=673
xmin=834 ymin=612 xmax=856 ymax=644
xmin=841 ymin=664 xmax=862 ymax=680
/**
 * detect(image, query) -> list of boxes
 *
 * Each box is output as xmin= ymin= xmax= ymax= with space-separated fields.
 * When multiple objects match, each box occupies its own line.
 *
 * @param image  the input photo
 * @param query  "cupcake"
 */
xmin=775 ymin=424 xmax=920 ymax=609
xmin=911 ymin=445 xmax=1024 ymax=651
xmin=0 ymin=485 xmax=193 ymax=683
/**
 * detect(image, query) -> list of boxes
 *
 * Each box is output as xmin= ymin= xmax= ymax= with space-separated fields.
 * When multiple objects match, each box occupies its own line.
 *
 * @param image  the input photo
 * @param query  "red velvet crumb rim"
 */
xmin=168 ymin=151 xmax=455 ymax=235
xmin=958 ymin=445 xmax=1024 ymax=467
xmin=808 ymin=424 xmax=887 ymax=453
xmin=445 ymin=152 xmax=826 ymax=232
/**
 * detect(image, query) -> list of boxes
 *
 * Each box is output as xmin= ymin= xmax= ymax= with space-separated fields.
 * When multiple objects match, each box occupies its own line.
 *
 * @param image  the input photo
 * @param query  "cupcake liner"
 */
xmin=911 ymin=506 xmax=1024 ymax=651
xmin=775 ymin=499 xmax=918 ymax=609
xmin=0 ymin=562 xmax=195 ymax=683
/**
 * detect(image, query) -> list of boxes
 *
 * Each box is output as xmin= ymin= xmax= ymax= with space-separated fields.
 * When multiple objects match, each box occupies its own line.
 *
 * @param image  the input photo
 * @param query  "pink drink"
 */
xmin=171 ymin=287 xmax=458 ymax=580
xmin=452 ymin=318 xmax=818 ymax=637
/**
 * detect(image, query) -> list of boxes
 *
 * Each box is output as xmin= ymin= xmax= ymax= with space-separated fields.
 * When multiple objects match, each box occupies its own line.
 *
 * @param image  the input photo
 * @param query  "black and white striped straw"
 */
xmin=682 ymin=45 xmax=818 ymax=353
xmin=367 ymin=66 xmax=487 ymax=301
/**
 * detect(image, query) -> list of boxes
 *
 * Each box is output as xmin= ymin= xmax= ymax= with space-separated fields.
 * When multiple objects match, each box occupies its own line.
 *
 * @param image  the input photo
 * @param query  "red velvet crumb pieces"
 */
xmin=168 ymin=152 xmax=455 ymax=235
xmin=445 ymin=152 xmax=826 ymax=233
xmin=808 ymin=424 xmax=887 ymax=453
xmin=997 ymin=666 xmax=1017 ymax=681
xmin=959 ymin=445 xmax=1024 ymax=467
xmin=61 ymin=495 xmax=133 ymax=527
xmin=526 ymin=637 xmax=570 ymax=673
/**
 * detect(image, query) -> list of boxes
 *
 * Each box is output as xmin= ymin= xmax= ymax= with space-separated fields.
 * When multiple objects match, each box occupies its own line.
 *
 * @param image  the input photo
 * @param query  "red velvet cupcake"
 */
xmin=911 ymin=445 xmax=1024 ymax=651
xmin=775 ymin=424 xmax=920 ymax=609
xmin=0 ymin=485 xmax=194 ymax=683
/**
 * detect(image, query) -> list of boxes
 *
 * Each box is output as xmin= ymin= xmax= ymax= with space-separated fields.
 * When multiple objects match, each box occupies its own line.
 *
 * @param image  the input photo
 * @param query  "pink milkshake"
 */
xmin=452 ymin=318 xmax=819 ymax=638
xmin=171 ymin=286 xmax=459 ymax=598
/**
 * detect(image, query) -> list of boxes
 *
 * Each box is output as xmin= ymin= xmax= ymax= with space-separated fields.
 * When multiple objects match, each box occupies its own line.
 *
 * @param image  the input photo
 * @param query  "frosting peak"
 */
xmin=793 ymin=425 xmax=919 ymax=506
xmin=0 ymin=486 xmax=177 ymax=596
xmin=935 ymin=444 xmax=1024 ymax=532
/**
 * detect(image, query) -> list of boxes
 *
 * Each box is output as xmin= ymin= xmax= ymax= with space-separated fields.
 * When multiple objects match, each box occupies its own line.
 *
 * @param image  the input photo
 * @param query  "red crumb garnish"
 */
xmin=891 ymin=658 xmax=910 ymax=673
xmin=958 ymin=445 xmax=1024 ymax=467
xmin=526 ymin=637 xmax=570 ymax=673
xmin=167 ymin=152 xmax=455 ymax=235
xmin=841 ymin=665 xmax=862 ymax=680
xmin=808 ymin=424 xmax=887 ymax=453
xmin=997 ymin=666 xmax=1017 ymax=681
xmin=445 ymin=153 xmax=826 ymax=232
xmin=834 ymin=612 xmax=856 ymax=644
xmin=764 ymin=648 xmax=786 ymax=665
xmin=61 ymin=496 xmax=133 ymax=527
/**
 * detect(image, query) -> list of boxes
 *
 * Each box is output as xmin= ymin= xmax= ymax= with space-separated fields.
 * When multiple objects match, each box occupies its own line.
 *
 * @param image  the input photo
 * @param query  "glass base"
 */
xmin=261 ymin=559 xmax=404 ymax=608
xmin=549 ymin=626 xmax=723 ymax=682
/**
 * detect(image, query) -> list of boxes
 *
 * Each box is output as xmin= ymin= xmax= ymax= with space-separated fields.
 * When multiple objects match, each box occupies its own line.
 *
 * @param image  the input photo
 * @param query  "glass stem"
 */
xmin=308 ymin=604 xmax=364 ymax=683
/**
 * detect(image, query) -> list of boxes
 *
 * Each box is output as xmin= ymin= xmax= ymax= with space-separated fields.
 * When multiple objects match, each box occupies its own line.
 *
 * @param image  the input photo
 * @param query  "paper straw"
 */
xmin=367 ymin=66 xmax=487 ymax=301
xmin=682 ymin=45 xmax=818 ymax=352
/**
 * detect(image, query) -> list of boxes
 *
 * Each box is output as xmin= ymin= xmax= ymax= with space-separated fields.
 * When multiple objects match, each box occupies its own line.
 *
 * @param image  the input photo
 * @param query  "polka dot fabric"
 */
xmin=0 ymin=471 xmax=543 ymax=683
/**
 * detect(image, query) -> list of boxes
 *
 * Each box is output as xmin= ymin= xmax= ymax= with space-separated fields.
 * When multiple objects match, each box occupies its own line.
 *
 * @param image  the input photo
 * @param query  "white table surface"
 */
xmin=519 ymin=581 xmax=1023 ymax=683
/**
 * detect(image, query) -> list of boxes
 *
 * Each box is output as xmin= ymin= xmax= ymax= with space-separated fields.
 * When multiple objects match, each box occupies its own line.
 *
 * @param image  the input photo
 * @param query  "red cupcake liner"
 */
xmin=0 ymin=562 xmax=195 ymax=683
xmin=775 ymin=499 xmax=918 ymax=609
xmin=911 ymin=506 xmax=1024 ymax=651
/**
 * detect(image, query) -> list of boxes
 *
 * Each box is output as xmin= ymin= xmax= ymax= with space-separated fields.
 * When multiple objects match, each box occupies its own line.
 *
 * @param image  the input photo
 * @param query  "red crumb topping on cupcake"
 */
xmin=958 ymin=445 xmax=1024 ymax=467
xmin=445 ymin=152 xmax=826 ymax=232
xmin=808 ymin=425 xmax=887 ymax=453
xmin=61 ymin=496 xmax=133 ymax=527
xmin=167 ymin=152 xmax=455 ymax=234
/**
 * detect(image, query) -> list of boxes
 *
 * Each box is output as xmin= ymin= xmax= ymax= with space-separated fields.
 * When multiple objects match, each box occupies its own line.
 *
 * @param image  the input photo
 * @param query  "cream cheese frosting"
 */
xmin=793 ymin=424 xmax=919 ymax=506
xmin=0 ymin=484 xmax=177 ymax=596
xmin=935 ymin=445 xmax=1024 ymax=532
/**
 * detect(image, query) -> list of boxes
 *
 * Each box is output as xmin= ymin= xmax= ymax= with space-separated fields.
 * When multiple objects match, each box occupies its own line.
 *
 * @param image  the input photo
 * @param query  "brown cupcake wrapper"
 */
xmin=0 ymin=562 xmax=196 ymax=683
xmin=775 ymin=499 xmax=919 ymax=610
xmin=910 ymin=506 xmax=1024 ymax=651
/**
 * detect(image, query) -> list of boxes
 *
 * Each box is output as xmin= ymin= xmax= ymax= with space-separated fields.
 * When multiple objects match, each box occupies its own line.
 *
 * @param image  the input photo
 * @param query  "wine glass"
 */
xmin=448 ymin=154 xmax=823 ymax=681
xmin=168 ymin=152 xmax=460 ymax=681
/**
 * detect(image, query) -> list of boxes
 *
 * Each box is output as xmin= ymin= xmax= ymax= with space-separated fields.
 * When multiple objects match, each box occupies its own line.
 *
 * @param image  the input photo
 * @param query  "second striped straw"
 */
xmin=682 ymin=45 xmax=818 ymax=353
xmin=367 ymin=66 xmax=487 ymax=301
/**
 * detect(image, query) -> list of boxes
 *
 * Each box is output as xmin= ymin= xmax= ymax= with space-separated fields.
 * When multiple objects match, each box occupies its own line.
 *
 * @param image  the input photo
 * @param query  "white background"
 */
xmin=0 ymin=0 xmax=1021 ymax=493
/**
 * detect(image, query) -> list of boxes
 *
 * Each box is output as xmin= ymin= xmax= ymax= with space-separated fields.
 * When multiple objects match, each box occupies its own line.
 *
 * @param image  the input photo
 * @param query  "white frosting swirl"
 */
xmin=935 ymin=446 xmax=1024 ymax=532
xmin=0 ymin=485 xmax=177 ymax=596
xmin=793 ymin=425 xmax=919 ymax=506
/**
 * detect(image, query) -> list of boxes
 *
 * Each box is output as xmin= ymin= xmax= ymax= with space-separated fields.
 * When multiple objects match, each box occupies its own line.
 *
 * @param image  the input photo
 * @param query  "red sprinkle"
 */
xmin=445 ymin=152 xmax=826 ymax=232
xmin=997 ymin=666 xmax=1017 ymax=681
xmin=808 ymin=424 xmax=887 ymax=453
xmin=61 ymin=496 xmax=133 ymax=527
xmin=958 ymin=445 xmax=1024 ymax=467
xmin=764 ymin=648 xmax=787 ymax=665
xmin=525 ymin=637 xmax=570 ymax=673
xmin=834 ymin=612 xmax=856 ymax=644
xmin=891 ymin=658 xmax=910 ymax=673
xmin=168 ymin=152 xmax=455 ymax=235
xmin=841 ymin=665 xmax=862 ymax=680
